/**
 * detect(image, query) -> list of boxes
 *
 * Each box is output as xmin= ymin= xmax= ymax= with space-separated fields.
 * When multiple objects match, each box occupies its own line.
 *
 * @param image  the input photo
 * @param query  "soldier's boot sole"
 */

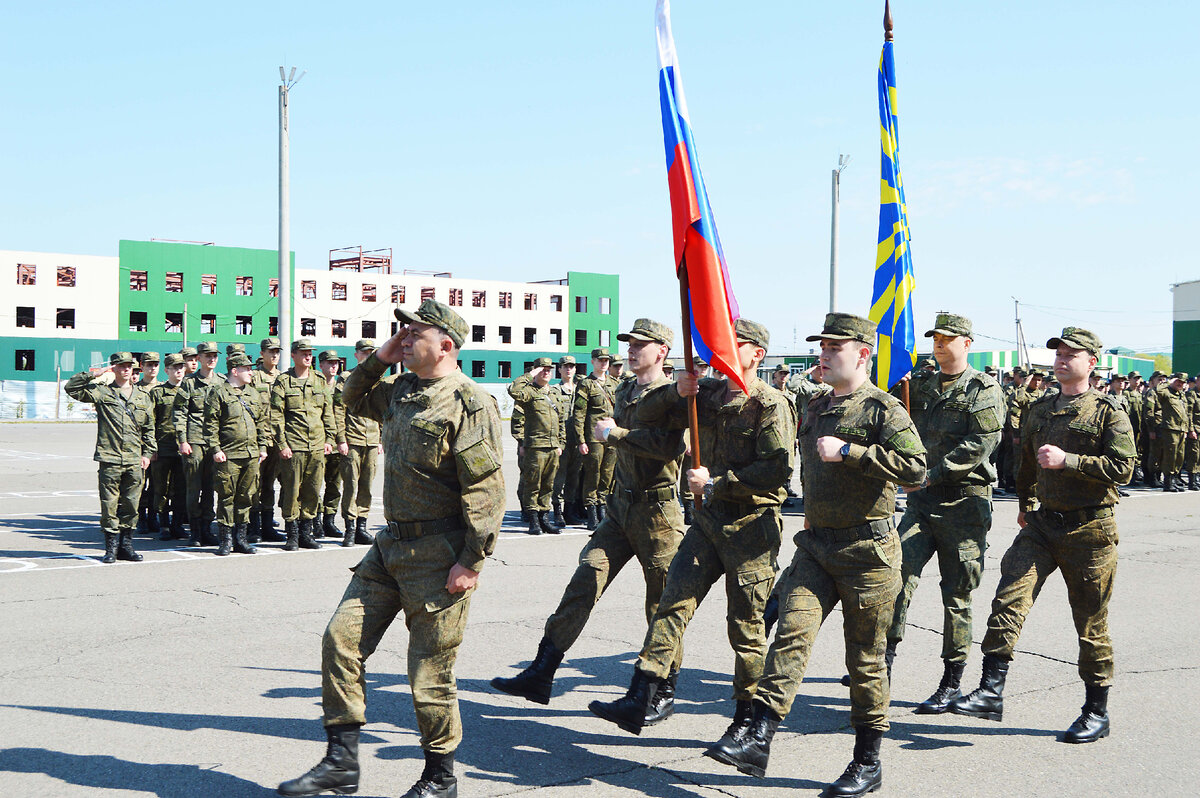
xmin=948 ymin=703 xmax=1002 ymax=722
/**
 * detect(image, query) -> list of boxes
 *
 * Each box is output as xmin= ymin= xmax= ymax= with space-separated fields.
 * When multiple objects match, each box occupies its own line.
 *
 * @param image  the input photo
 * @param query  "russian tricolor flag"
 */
xmin=655 ymin=0 xmax=747 ymax=393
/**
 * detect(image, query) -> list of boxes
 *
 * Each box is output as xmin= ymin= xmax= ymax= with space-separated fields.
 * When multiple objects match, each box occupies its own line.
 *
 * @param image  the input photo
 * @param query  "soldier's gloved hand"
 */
xmin=676 ymin=371 xmax=699 ymax=398
xmin=324 ymin=443 xmax=333 ymax=455
xmin=279 ymin=446 xmax=293 ymax=460
xmin=140 ymin=456 xmax=150 ymax=471
xmin=816 ymin=436 xmax=847 ymax=462
xmin=213 ymin=450 xmax=227 ymax=464
xmin=338 ymin=442 xmax=349 ymax=455
xmin=179 ymin=441 xmax=193 ymax=456
xmin=1036 ymin=444 xmax=1067 ymax=470
xmin=446 ymin=562 xmax=479 ymax=594
xmin=686 ymin=466 xmax=710 ymax=496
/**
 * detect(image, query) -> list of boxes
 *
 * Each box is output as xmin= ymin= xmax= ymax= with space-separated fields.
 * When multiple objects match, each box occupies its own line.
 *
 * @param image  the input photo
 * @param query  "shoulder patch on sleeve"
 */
xmin=886 ymin=426 xmax=926 ymax=455
xmin=457 ymin=386 xmax=484 ymax=414
xmin=972 ymin=405 xmax=1004 ymax=433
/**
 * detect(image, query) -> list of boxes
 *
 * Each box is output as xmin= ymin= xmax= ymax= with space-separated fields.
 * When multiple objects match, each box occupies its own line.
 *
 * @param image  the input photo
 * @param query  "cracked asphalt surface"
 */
xmin=2 ymin=421 xmax=1198 ymax=796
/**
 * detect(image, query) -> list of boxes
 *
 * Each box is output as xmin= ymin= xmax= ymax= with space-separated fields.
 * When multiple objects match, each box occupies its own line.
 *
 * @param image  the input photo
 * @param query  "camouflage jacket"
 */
xmin=64 ymin=373 xmax=156 ymax=465
xmin=907 ymin=366 xmax=1005 ymax=488
xmin=1007 ymin=385 xmax=1042 ymax=433
xmin=508 ymin=375 xmax=563 ymax=450
xmin=510 ymin=403 xmax=525 ymax=442
xmin=573 ymin=372 xmax=619 ymax=444
xmin=204 ymin=381 xmax=272 ymax=458
xmin=602 ymin=375 xmax=687 ymax=494
xmin=1152 ymin=386 xmax=1191 ymax=433
xmin=800 ymin=381 xmax=926 ymax=529
xmin=1141 ymin=386 xmax=1161 ymax=435
xmin=172 ymin=370 xmax=225 ymax=446
xmin=250 ymin=367 xmax=281 ymax=400
xmin=550 ymin=382 xmax=577 ymax=445
xmin=1122 ymin=389 xmax=1142 ymax=433
xmin=270 ymin=369 xmax=340 ymax=452
xmin=1016 ymin=389 xmax=1135 ymax=513
xmin=334 ymin=369 xmax=382 ymax=447
xmin=792 ymin=375 xmax=832 ymax=427
xmin=343 ymin=355 xmax=505 ymax=573
xmin=149 ymin=381 xmax=182 ymax=456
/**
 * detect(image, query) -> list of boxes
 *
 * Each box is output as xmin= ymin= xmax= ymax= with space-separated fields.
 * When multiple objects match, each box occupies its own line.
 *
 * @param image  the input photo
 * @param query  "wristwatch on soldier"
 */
xmin=702 ymin=477 xmax=715 ymax=502
xmin=840 ymin=441 xmax=852 ymax=459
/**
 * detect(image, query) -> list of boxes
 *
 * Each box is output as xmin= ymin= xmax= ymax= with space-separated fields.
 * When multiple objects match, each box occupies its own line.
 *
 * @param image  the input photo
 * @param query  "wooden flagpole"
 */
xmin=678 ymin=263 xmax=703 ymax=497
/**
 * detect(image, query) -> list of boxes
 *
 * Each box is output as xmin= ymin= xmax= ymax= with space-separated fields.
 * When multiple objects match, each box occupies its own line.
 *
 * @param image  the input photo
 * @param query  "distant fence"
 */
xmin=0 ymin=380 xmax=95 ymax=420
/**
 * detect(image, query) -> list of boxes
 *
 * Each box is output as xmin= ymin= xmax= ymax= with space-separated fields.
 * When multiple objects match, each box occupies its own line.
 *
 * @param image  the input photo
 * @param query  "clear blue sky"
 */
xmin=2 ymin=1 xmax=1193 ymax=355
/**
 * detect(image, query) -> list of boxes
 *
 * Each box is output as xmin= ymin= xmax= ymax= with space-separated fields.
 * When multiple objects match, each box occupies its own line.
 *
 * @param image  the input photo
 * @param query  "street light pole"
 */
xmin=829 ymin=153 xmax=851 ymax=313
xmin=278 ymin=66 xmax=304 ymax=354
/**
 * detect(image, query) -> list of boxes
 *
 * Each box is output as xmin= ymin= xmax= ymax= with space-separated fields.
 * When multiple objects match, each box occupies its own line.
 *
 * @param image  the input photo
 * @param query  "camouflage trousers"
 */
xmin=322 ymin=526 xmax=474 ymax=754
xmin=515 ymin=446 xmax=530 ymax=511
xmin=1186 ymin=434 xmax=1200 ymax=474
xmin=1142 ymin=428 xmax=1159 ymax=477
xmin=98 ymin=462 xmax=144 ymax=536
xmin=888 ymin=491 xmax=991 ymax=663
xmin=756 ymin=524 xmax=901 ymax=731
xmin=545 ymin=489 xmax=684 ymax=663
xmin=340 ymin=444 xmax=378 ymax=521
xmin=322 ymin=452 xmax=343 ymax=515
xmin=553 ymin=445 xmax=581 ymax=505
xmin=183 ymin=445 xmax=216 ymax=528
xmin=280 ymin=450 xmax=326 ymax=522
xmin=637 ymin=503 xmax=779 ymax=701
xmin=151 ymin=455 xmax=185 ymax=518
xmin=981 ymin=509 xmax=1118 ymax=686
xmin=258 ymin=446 xmax=282 ymax=516
xmin=580 ymin=442 xmax=616 ymax=507
xmin=215 ymin=456 xmax=260 ymax=527
xmin=1159 ymin=429 xmax=1185 ymax=475
xmin=519 ymin=448 xmax=558 ymax=512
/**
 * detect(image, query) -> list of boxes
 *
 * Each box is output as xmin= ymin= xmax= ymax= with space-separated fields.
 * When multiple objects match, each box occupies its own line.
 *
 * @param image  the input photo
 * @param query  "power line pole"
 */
xmin=279 ymin=66 xmax=305 ymax=354
xmin=829 ymin=153 xmax=851 ymax=312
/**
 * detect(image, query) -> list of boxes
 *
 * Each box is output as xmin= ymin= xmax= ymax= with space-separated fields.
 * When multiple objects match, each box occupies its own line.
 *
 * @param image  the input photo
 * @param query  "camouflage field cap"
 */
xmin=805 ymin=312 xmax=876 ymax=345
xmin=109 ymin=352 xmax=136 ymax=366
xmin=291 ymin=338 xmax=315 ymax=352
xmin=140 ymin=351 xmax=160 ymax=364
xmin=1046 ymin=326 xmax=1102 ymax=357
xmin=1110 ymin=372 xmax=1127 ymax=382
xmin=180 ymin=346 xmax=199 ymax=358
xmin=617 ymin=318 xmax=674 ymax=347
xmin=163 ymin=353 xmax=185 ymax=368
xmin=260 ymin=337 xmax=282 ymax=350
xmin=693 ymin=353 xmax=708 ymax=366
xmin=984 ymin=365 xmax=998 ymax=374
xmin=773 ymin=363 xmax=789 ymax=374
xmin=1011 ymin=366 xmax=1028 ymax=377
xmin=355 ymin=338 xmax=377 ymax=352
xmin=532 ymin=356 xmax=555 ymax=369
xmin=196 ymin=341 xmax=220 ymax=355
xmin=318 ymin=350 xmax=340 ymax=362
xmin=591 ymin=347 xmax=612 ymax=360
xmin=558 ymin=355 xmax=577 ymax=366
xmin=611 ymin=356 xmax=625 ymax=365
xmin=227 ymin=352 xmax=253 ymax=369
xmin=1127 ymin=370 xmax=1142 ymax=379
xmin=226 ymin=343 xmax=246 ymax=356
xmin=1151 ymin=370 xmax=1166 ymax=379
xmin=663 ymin=359 xmax=676 ymax=371
xmin=920 ymin=358 xmax=938 ymax=369
xmin=395 ymin=299 xmax=467 ymax=348
xmin=924 ymin=312 xmax=973 ymax=339
xmin=1171 ymin=371 xmax=1188 ymax=381
xmin=735 ymin=318 xmax=770 ymax=349
xmin=1030 ymin=369 xmax=1047 ymax=378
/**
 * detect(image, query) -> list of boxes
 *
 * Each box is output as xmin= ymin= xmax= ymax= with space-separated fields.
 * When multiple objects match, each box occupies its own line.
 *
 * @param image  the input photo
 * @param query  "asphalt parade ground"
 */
xmin=1 ymin=421 xmax=1197 ymax=797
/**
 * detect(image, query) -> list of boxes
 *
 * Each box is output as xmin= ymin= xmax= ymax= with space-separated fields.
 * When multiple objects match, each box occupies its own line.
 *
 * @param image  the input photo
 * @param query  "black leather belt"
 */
xmin=615 ymin=484 xmax=678 ymax=503
xmin=386 ymin=516 xmax=464 ymax=540
xmin=808 ymin=517 xmax=895 ymax=542
xmin=1034 ymin=506 xmax=1114 ymax=527
xmin=923 ymin=484 xmax=992 ymax=500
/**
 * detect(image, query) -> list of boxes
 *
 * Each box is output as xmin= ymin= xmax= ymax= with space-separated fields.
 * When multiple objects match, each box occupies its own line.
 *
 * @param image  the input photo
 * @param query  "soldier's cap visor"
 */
xmin=1046 ymin=335 xmax=1098 ymax=355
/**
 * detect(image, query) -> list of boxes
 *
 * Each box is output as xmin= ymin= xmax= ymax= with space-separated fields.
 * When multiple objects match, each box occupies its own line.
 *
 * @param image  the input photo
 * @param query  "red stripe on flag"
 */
xmin=684 ymin=227 xmax=747 ymax=393
xmin=666 ymin=142 xmax=701 ymax=273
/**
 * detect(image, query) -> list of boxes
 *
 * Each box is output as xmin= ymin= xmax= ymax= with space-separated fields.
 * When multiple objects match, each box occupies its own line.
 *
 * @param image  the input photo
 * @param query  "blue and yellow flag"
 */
xmin=868 ymin=39 xmax=916 ymax=390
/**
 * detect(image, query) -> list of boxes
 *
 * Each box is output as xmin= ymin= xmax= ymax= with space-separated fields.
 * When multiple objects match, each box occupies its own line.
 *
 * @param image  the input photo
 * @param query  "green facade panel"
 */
xmin=1173 ymin=320 xmax=1200 ymax=378
xmin=566 ymin=271 xmax=619 ymax=360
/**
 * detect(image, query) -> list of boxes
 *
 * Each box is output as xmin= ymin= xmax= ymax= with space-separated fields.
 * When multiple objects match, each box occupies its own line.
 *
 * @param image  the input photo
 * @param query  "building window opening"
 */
xmin=16 ymin=350 xmax=35 ymax=371
xmin=332 ymin=282 xmax=347 ymax=301
xmin=269 ymin=278 xmax=279 ymax=297
xmin=550 ymin=294 xmax=562 ymax=311
xmin=17 ymin=264 xmax=35 ymax=285
xmin=165 ymin=272 xmax=183 ymax=293
xmin=269 ymin=316 xmax=279 ymax=336
xmin=129 ymin=311 xmax=148 ymax=332
xmin=471 ymin=361 xmax=486 ymax=378
xmin=301 ymin=317 xmax=316 ymax=337
xmin=130 ymin=270 xmax=148 ymax=291
xmin=421 ymin=286 xmax=435 ymax=301
xmin=236 ymin=276 xmax=253 ymax=296
xmin=56 ymin=308 xmax=75 ymax=329
xmin=524 ymin=293 xmax=537 ymax=311
xmin=472 ymin=290 xmax=486 ymax=307
xmin=498 ymin=361 xmax=511 ymax=379
xmin=200 ymin=314 xmax=216 ymax=335
xmin=499 ymin=291 xmax=512 ymax=309
xmin=363 ymin=284 xmax=377 ymax=302
xmin=550 ymin=328 xmax=562 ymax=346
xmin=362 ymin=320 xmax=376 ymax=338
xmin=449 ymin=288 xmax=463 ymax=307
xmin=332 ymin=319 xmax=347 ymax=338
xmin=472 ymin=325 xmax=486 ymax=343
xmin=599 ymin=330 xmax=611 ymax=346
xmin=165 ymin=312 xmax=183 ymax=333
xmin=599 ymin=297 xmax=611 ymax=314
xmin=235 ymin=315 xmax=253 ymax=335
xmin=391 ymin=285 xmax=405 ymax=303
xmin=57 ymin=266 xmax=76 ymax=287
xmin=301 ymin=280 xmax=317 ymax=299
xmin=524 ymin=327 xmax=537 ymax=345
xmin=499 ymin=326 xmax=512 ymax=344
xmin=201 ymin=274 xmax=217 ymax=295
xmin=575 ymin=329 xmax=588 ymax=347
xmin=575 ymin=296 xmax=587 ymax=313
xmin=17 ymin=306 xmax=35 ymax=328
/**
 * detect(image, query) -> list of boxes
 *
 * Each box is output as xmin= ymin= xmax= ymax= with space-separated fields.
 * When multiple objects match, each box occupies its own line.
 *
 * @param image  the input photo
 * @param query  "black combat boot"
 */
xmin=491 ymin=636 xmax=565 ymax=705
xmin=1132 ymin=464 xmax=1143 ymax=485
xmin=249 ymin=510 xmax=261 ymax=541
xmin=283 ymin=520 xmax=299 ymax=552
xmin=526 ymin=512 xmax=542 ymax=536
xmin=137 ymin=507 xmax=148 ymax=536
xmin=276 ymin=723 xmax=360 ymax=797
xmin=233 ymin=523 xmax=257 ymax=554
xmin=644 ymin=668 xmax=678 ymax=725
xmin=704 ymin=700 xmax=782 ymax=778
xmin=170 ymin=510 xmax=188 ymax=540
xmin=1063 ymin=684 xmax=1110 ymax=744
xmin=828 ymin=726 xmax=884 ymax=797
xmin=298 ymin=518 xmax=323 ymax=550
xmin=597 ymin=503 xmax=606 ymax=521
xmin=116 ymin=531 xmax=143 ymax=562
xmin=842 ymin=641 xmax=895 ymax=688
xmin=1191 ymin=473 xmax=1200 ymax=491
xmin=916 ymin=660 xmax=966 ymax=714
xmin=262 ymin=511 xmax=285 ymax=542
xmin=763 ymin=593 xmax=780 ymax=637
xmin=400 ymin=749 xmax=457 ymax=798
xmin=948 ymin=653 xmax=1009 ymax=721
xmin=188 ymin=516 xmax=204 ymax=547
xmin=158 ymin=511 xmax=173 ymax=541
xmin=565 ymin=501 xmax=585 ymax=525
xmin=587 ymin=667 xmax=663 ymax=735
xmin=585 ymin=505 xmax=599 ymax=531
xmin=704 ymin=699 xmax=754 ymax=763
xmin=101 ymin=532 xmax=118 ymax=564
xmin=145 ymin=507 xmax=161 ymax=537
xmin=1162 ymin=473 xmax=1175 ymax=493
xmin=341 ymin=520 xmax=355 ymax=548
xmin=552 ymin=500 xmax=566 ymax=528
xmin=216 ymin=525 xmax=233 ymax=556
xmin=322 ymin=513 xmax=340 ymax=538
xmin=537 ymin=510 xmax=561 ymax=535
xmin=201 ymin=520 xmax=219 ymax=547
xmin=354 ymin=517 xmax=373 ymax=545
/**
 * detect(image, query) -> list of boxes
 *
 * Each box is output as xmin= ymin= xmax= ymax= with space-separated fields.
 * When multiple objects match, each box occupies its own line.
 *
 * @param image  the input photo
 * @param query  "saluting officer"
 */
xmin=65 ymin=353 xmax=157 ymax=564
xmin=336 ymin=339 xmax=383 ymax=546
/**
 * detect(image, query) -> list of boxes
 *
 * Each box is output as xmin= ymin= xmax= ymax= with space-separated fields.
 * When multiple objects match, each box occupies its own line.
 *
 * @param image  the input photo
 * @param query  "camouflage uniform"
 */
xmin=324 ymin=323 xmax=505 ymax=755
xmin=64 ymin=356 xmax=157 ymax=558
xmin=510 ymin=396 xmax=528 ymax=515
xmin=1153 ymin=379 xmax=1189 ymax=477
xmin=508 ymin=362 xmax=564 ymax=513
xmin=888 ymin=318 xmax=1005 ymax=666
xmin=204 ymin=373 xmax=272 ymax=527
xmin=251 ymin=353 xmax=284 ymax=525
xmin=1185 ymin=385 xmax=1200 ymax=482
xmin=336 ymin=360 xmax=383 ymax=527
xmin=758 ymin=353 xmax=925 ymax=732
xmin=135 ymin=354 xmax=160 ymax=528
xmin=149 ymin=373 xmax=186 ymax=529
xmin=574 ymin=352 xmax=620 ymax=509
xmin=319 ymin=355 xmax=345 ymax=526
xmin=1141 ymin=376 xmax=1163 ymax=480
xmin=271 ymin=356 xmax=340 ymax=523
xmin=172 ymin=343 xmax=225 ymax=536
xmin=550 ymin=367 xmax=581 ymax=515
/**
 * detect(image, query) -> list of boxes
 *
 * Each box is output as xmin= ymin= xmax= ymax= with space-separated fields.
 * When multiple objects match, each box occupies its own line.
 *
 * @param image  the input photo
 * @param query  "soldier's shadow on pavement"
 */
xmin=0 ymin=748 xmax=264 ymax=798
xmin=0 ymin=513 xmax=106 ymax=557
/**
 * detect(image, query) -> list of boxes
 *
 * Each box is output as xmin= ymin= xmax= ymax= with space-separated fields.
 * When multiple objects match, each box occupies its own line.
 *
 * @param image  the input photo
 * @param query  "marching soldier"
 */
xmin=885 ymin=314 xmax=1004 ymax=714
xmin=65 ymin=353 xmax=157 ymax=563
xmin=135 ymin=351 xmax=161 ymax=536
xmin=950 ymin=327 xmax=1134 ymax=745
xmin=574 ymin=347 xmax=619 ymax=529
xmin=492 ymin=319 xmax=687 ymax=722
xmin=704 ymin=313 xmax=925 ymax=797
xmin=149 ymin=354 xmax=188 ymax=540
xmin=252 ymin=337 xmax=285 ymax=541
xmin=551 ymin=355 xmax=582 ymax=526
xmin=336 ymin=339 xmax=383 ymax=546
xmin=278 ymin=299 xmax=504 ymax=798
xmin=204 ymin=352 xmax=271 ymax=556
xmin=589 ymin=319 xmax=793 ymax=747
xmin=271 ymin=339 xmax=340 ymax=552
xmin=173 ymin=341 xmax=224 ymax=547
xmin=509 ymin=357 xmax=565 ymax=535
xmin=318 ymin=350 xmax=350 ymax=538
